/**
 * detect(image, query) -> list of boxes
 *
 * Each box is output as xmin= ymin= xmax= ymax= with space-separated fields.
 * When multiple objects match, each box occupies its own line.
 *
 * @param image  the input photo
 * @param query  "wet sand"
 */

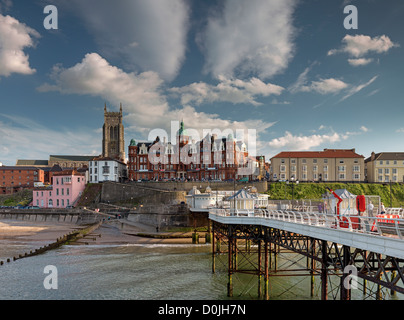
xmin=0 ymin=219 xmax=203 ymax=257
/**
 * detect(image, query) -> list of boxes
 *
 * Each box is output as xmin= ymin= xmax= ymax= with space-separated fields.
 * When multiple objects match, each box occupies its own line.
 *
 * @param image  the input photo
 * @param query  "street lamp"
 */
xmin=287 ymin=177 xmax=299 ymax=202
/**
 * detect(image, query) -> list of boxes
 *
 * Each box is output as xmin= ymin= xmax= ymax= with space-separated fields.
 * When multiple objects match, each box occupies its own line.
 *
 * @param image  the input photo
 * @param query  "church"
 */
xmin=102 ymin=103 xmax=125 ymax=162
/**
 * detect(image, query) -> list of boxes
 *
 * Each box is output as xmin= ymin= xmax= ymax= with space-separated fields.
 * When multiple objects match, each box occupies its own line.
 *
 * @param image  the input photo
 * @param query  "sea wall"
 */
xmin=0 ymin=211 xmax=102 ymax=225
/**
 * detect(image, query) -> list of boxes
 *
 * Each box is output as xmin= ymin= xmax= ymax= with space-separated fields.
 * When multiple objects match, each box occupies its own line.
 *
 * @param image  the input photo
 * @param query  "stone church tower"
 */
xmin=102 ymin=104 xmax=125 ymax=162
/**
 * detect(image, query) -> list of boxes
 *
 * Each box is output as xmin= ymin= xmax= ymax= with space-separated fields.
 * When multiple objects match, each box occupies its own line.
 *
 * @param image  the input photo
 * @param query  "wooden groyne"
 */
xmin=0 ymin=221 xmax=103 ymax=266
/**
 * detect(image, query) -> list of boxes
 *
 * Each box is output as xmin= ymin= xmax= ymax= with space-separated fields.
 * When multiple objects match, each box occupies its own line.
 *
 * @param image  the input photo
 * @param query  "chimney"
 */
xmin=371 ymin=151 xmax=375 ymax=161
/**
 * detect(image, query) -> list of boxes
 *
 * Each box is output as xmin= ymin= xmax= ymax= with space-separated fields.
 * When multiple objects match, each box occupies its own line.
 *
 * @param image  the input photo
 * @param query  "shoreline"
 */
xmin=0 ymin=219 xmax=208 ymax=257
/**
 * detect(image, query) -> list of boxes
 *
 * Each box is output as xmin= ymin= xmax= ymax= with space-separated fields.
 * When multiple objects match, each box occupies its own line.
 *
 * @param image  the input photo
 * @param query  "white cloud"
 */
xmin=328 ymin=34 xmax=398 ymax=61
xmin=199 ymin=0 xmax=297 ymax=79
xmin=268 ymin=131 xmax=345 ymax=151
xmin=347 ymin=58 xmax=373 ymax=66
xmin=0 ymin=14 xmax=40 ymax=77
xmin=299 ymin=78 xmax=349 ymax=95
xmin=289 ymin=65 xmax=348 ymax=95
xmin=360 ymin=126 xmax=369 ymax=133
xmin=340 ymin=75 xmax=378 ymax=101
xmin=38 ymin=53 xmax=276 ymax=153
xmin=170 ymin=76 xmax=284 ymax=106
xmin=53 ymin=0 xmax=190 ymax=81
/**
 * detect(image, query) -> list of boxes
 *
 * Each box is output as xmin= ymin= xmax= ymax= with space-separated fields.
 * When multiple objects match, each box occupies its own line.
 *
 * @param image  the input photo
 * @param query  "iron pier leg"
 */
xmin=227 ymin=227 xmax=233 ymax=297
xmin=321 ymin=240 xmax=328 ymax=300
xmin=212 ymin=224 xmax=215 ymax=274
xmin=264 ymin=240 xmax=269 ymax=300
xmin=310 ymin=238 xmax=316 ymax=297
xmin=340 ymin=245 xmax=351 ymax=300
xmin=258 ymin=240 xmax=262 ymax=298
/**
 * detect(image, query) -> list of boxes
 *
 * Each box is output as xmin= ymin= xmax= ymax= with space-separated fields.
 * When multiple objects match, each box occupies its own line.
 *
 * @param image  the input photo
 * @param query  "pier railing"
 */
xmin=209 ymin=208 xmax=404 ymax=240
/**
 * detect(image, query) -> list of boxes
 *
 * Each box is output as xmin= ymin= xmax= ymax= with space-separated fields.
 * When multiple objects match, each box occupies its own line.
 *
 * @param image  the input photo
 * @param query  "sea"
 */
xmin=1 ymin=240 xmax=402 ymax=302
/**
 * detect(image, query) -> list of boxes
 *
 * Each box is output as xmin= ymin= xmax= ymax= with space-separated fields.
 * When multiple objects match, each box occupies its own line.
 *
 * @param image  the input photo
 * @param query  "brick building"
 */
xmin=127 ymin=121 xmax=253 ymax=181
xmin=0 ymin=166 xmax=45 ymax=194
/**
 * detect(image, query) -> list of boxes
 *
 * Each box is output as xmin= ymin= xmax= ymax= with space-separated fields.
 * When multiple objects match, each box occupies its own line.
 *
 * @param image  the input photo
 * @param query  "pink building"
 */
xmin=33 ymin=170 xmax=86 ymax=208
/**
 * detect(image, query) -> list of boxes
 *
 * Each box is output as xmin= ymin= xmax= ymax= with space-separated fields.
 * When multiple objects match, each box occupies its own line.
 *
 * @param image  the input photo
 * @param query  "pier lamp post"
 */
xmin=287 ymin=177 xmax=299 ymax=203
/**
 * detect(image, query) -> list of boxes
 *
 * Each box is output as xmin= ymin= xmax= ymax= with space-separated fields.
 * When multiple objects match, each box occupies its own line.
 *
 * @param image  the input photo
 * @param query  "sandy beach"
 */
xmin=0 ymin=219 xmax=204 ymax=260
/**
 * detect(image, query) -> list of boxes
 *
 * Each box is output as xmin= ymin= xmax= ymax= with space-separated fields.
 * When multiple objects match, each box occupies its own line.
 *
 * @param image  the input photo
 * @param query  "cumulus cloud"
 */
xmin=347 ymin=58 xmax=373 ymax=66
xmin=199 ymin=0 xmax=297 ymax=79
xmin=38 ymin=53 xmax=276 ymax=151
xmin=268 ymin=131 xmax=345 ymax=151
xmin=170 ymin=76 xmax=284 ymax=106
xmin=0 ymin=14 xmax=40 ymax=77
xmin=298 ymin=78 xmax=349 ymax=95
xmin=289 ymin=67 xmax=348 ymax=95
xmin=53 ymin=0 xmax=190 ymax=81
xmin=328 ymin=34 xmax=398 ymax=66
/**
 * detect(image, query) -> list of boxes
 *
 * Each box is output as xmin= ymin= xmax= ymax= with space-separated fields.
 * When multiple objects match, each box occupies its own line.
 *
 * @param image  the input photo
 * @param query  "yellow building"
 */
xmin=270 ymin=149 xmax=365 ymax=182
xmin=365 ymin=152 xmax=404 ymax=183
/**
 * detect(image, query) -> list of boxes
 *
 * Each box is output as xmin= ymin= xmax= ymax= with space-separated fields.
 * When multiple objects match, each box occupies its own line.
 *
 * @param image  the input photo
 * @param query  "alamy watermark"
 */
xmin=43 ymin=265 xmax=58 ymax=290
xmin=145 ymin=121 xmax=258 ymax=176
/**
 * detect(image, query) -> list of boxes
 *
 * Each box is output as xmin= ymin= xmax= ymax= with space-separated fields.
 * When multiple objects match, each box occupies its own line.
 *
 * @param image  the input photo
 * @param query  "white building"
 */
xmin=89 ymin=157 xmax=127 ymax=183
xmin=186 ymin=186 xmax=233 ymax=212
xmin=186 ymin=186 xmax=269 ymax=213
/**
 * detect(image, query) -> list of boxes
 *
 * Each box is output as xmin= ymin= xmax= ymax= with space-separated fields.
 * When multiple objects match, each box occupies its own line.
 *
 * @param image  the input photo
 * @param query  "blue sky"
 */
xmin=0 ymin=0 xmax=403 ymax=165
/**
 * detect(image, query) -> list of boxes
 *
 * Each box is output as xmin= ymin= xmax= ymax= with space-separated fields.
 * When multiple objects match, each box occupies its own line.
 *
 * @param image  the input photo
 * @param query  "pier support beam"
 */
xmin=321 ymin=240 xmax=328 ymax=300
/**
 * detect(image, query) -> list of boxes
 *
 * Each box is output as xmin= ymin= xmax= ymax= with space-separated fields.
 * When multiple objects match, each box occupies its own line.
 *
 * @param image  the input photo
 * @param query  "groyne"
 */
xmin=0 ymin=221 xmax=103 ymax=266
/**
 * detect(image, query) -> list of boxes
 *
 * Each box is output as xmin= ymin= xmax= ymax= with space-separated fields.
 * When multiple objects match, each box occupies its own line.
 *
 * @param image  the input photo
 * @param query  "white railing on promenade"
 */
xmin=209 ymin=208 xmax=404 ymax=240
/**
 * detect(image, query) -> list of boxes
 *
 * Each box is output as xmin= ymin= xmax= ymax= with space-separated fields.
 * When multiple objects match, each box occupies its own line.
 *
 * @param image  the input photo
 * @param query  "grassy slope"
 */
xmin=267 ymin=182 xmax=404 ymax=207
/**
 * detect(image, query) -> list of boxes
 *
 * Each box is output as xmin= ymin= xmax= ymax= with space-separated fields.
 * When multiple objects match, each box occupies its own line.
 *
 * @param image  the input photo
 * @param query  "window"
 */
xmin=280 ymin=165 xmax=286 ymax=172
xmin=339 ymin=173 xmax=346 ymax=180
xmin=378 ymin=168 xmax=383 ymax=174
xmin=302 ymin=165 xmax=307 ymax=172
xmin=354 ymin=174 xmax=360 ymax=180
xmin=339 ymin=160 xmax=344 ymax=164
xmin=323 ymin=165 xmax=328 ymax=172
xmin=379 ymin=161 xmax=383 ymax=165
xmin=393 ymin=168 xmax=397 ymax=174
xmin=49 ymin=199 xmax=53 ymax=207
xmin=338 ymin=166 xmax=346 ymax=172
xmin=313 ymin=159 xmax=317 ymax=164
xmin=324 ymin=159 xmax=328 ymax=164
xmin=313 ymin=166 xmax=318 ymax=172
xmin=291 ymin=165 xmax=296 ymax=172
xmin=302 ymin=173 xmax=307 ymax=180
xmin=386 ymin=161 xmax=390 ymax=165
xmin=385 ymin=168 xmax=390 ymax=174
xmin=302 ymin=159 xmax=307 ymax=164
xmin=281 ymin=159 xmax=285 ymax=164
xmin=353 ymin=166 xmax=360 ymax=172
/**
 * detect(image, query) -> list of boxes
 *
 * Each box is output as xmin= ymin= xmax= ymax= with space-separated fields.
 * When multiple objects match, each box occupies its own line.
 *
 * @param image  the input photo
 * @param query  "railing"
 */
xmin=209 ymin=208 xmax=404 ymax=240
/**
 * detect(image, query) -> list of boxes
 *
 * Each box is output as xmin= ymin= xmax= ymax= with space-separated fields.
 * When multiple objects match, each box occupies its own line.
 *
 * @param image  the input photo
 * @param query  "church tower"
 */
xmin=102 ymin=103 xmax=125 ymax=162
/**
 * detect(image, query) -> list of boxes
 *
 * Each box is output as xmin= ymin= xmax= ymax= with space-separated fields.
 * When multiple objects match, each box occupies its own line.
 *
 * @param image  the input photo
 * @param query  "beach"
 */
xmin=0 ymin=218 xmax=202 ymax=261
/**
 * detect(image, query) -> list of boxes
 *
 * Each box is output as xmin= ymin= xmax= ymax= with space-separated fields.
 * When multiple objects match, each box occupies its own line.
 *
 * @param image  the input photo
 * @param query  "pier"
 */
xmin=209 ymin=208 xmax=404 ymax=300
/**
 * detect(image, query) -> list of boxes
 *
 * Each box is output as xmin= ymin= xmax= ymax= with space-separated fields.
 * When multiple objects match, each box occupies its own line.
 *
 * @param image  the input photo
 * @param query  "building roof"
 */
xmin=228 ymin=189 xmax=258 ymax=200
xmin=52 ymin=169 xmax=85 ymax=177
xmin=365 ymin=152 xmax=404 ymax=163
xmin=49 ymin=155 xmax=95 ymax=162
xmin=16 ymin=159 xmax=49 ymax=166
xmin=91 ymin=156 xmax=126 ymax=165
xmin=0 ymin=166 xmax=43 ymax=171
xmin=271 ymin=149 xmax=364 ymax=159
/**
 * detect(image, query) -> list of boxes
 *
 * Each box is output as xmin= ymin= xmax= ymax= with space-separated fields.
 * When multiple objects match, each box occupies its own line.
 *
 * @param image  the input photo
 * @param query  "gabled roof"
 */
xmin=228 ymin=189 xmax=258 ymax=200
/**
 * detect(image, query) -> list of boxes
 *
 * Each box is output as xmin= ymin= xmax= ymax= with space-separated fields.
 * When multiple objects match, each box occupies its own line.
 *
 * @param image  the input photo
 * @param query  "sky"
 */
xmin=0 ymin=0 xmax=403 ymax=166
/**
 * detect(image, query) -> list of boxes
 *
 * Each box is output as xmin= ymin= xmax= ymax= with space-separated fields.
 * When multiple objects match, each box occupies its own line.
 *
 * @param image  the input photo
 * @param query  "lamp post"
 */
xmin=287 ymin=177 xmax=299 ymax=202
